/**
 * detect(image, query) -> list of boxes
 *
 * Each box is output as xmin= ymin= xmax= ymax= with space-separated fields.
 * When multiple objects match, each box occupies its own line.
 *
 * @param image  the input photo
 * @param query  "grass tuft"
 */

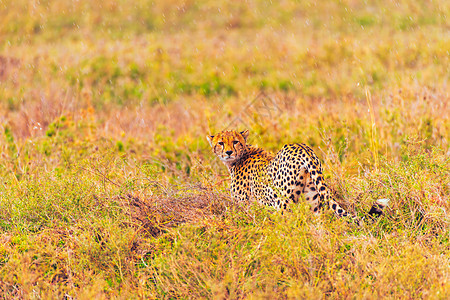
xmin=0 ymin=0 xmax=449 ymax=297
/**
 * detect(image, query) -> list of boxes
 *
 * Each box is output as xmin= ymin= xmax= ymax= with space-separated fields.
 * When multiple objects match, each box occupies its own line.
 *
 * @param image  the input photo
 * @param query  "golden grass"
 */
xmin=0 ymin=0 xmax=449 ymax=298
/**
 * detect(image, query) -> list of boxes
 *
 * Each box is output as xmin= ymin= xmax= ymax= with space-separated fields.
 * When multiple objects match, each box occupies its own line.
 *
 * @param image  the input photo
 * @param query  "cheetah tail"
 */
xmin=367 ymin=198 xmax=390 ymax=217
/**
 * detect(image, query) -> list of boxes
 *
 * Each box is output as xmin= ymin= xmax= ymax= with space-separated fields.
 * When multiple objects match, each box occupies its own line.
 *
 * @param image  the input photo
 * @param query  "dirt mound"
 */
xmin=118 ymin=188 xmax=233 ymax=237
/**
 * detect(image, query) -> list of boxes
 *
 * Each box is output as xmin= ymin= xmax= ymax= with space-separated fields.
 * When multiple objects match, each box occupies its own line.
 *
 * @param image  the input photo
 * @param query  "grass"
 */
xmin=0 ymin=0 xmax=449 ymax=298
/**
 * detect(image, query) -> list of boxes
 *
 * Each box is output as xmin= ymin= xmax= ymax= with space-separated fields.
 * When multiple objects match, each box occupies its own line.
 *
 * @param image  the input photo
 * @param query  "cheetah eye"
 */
xmin=218 ymin=141 xmax=224 ymax=146
xmin=233 ymin=141 xmax=239 ymax=145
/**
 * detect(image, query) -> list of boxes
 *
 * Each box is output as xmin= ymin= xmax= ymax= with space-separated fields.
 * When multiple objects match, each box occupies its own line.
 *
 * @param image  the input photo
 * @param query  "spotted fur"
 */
xmin=207 ymin=129 xmax=386 ymax=223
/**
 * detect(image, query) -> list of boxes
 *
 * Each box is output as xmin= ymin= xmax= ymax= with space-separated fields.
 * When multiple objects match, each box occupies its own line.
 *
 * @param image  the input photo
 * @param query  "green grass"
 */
xmin=0 ymin=0 xmax=449 ymax=298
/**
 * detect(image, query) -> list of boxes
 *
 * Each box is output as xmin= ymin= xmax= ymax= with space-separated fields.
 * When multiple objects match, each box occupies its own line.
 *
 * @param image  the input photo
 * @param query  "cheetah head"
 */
xmin=207 ymin=129 xmax=249 ymax=165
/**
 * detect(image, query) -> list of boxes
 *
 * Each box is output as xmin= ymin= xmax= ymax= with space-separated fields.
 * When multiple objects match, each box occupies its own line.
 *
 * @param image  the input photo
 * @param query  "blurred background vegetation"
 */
xmin=0 ymin=0 xmax=449 ymax=298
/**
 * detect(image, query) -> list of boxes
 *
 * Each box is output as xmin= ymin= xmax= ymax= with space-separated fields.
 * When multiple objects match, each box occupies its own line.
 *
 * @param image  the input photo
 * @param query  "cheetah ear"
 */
xmin=206 ymin=135 xmax=214 ymax=147
xmin=240 ymin=130 xmax=249 ymax=141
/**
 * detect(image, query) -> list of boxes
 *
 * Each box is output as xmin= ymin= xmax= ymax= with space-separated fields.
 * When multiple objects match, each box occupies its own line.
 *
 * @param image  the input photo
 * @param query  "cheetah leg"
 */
xmin=296 ymin=145 xmax=387 ymax=224
xmin=301 ymin=171 xmax=348 ymax=217
xmin=290 ymin=169 xmax=308 ymax=204
xmin=301 ymin=171 xmax=321 ymax=212
xmin=293 ymin=145 xmax=351 ymax=218
xmin=299 ymin=162 xmax=360 ymax=223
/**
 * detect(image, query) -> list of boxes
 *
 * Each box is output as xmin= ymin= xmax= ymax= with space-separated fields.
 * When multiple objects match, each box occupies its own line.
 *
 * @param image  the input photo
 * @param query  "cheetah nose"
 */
xmin=225 ymin=150 xmax=233 ymax=155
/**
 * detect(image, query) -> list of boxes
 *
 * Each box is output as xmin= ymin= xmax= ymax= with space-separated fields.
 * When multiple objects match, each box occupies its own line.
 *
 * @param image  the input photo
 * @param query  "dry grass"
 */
xmin=0 ymin=0 xmax=449 ymax=298
xmin=119 ymin=188 xmax=233 ymax=238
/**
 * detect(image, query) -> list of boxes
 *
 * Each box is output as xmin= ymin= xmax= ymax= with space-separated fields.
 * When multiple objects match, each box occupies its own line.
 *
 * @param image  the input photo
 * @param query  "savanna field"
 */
xmin=0 ymin=0 xmax=449 ymax=298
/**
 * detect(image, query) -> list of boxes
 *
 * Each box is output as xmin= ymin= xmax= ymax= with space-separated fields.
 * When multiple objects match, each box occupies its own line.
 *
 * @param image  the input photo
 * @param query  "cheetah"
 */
xmin=207 ymin=129 xmax=387 ymax=223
